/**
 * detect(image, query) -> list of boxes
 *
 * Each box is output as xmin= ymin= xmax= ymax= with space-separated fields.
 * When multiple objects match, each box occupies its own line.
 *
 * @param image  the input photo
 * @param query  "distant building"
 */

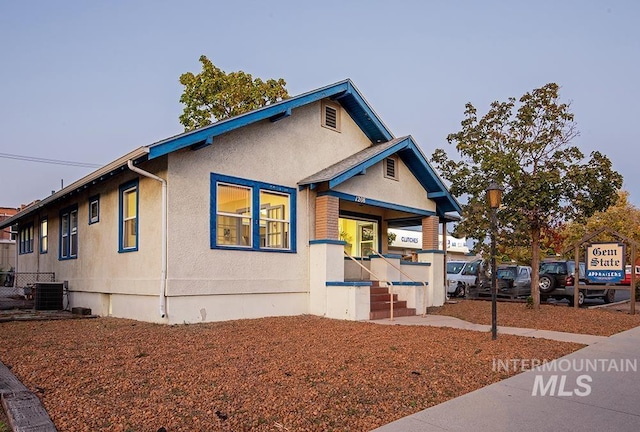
xmin=387 ymin=228 xmax=471 ymax=260
xmin=0 ymin=207 xmax=18 ymax=270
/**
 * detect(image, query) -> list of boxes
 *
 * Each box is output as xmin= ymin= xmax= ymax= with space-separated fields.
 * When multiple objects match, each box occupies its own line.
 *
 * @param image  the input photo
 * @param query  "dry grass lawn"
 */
xmin=429 ymin=299 xmax=640 ymax=336
xmin=0 ymin=315 xmax=586 ymax=432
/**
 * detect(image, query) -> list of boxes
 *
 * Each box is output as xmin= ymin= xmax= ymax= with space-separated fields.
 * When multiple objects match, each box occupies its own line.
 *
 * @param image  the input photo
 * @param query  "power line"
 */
xmin=0 ymin=152 xmax=102 ymax=168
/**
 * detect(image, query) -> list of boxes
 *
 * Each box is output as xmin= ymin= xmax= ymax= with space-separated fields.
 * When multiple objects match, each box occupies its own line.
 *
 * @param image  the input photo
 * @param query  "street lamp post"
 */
xmin=487 ymin=181 xmax=504 ymax=340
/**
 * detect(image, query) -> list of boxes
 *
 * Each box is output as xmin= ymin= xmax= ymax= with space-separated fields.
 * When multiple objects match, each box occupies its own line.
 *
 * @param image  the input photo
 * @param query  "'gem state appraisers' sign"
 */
xmin=586 ymin=242 xmax=625 ymax=283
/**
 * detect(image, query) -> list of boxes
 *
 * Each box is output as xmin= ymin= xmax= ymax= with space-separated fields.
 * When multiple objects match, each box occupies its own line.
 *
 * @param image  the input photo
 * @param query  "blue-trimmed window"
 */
xmin=119 ymin=179 xmax=139 ymax=252
xmin=40 ymin=218 xmax=48 ymax=254
xmin=18 ymin=224 xmax=34 ymax=254
xmin=211 ymin=174 xmax=296 ymax=252
xmin=59 ymin=205 xmax=78 ymax=259
xmin=89 ymin=195 xmax=100 ymax=224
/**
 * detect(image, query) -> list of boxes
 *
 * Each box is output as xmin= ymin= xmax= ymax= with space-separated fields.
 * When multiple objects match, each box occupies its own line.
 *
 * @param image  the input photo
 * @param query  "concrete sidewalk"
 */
xmin=371 ymin=314 xmax=608 ymax=345
xmin=371 ymin=323 xmax=640 ymax=431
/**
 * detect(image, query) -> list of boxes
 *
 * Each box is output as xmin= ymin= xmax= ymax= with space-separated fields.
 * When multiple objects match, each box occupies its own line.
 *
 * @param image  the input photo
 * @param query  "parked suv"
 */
xmin=447 ymin=260 xmax=469 ymax=297
xmin=539 ymin=260 xmax=616 ymax=305
xmin=472 ymin=264 xmax=532 ymax=299
xmin=496 ymin=264 xmax=532 ymax=299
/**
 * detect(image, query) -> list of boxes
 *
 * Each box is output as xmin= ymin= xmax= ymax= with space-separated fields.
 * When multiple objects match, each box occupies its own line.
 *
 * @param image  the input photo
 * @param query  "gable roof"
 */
xmin=0 ymin=79 xmax=460 ymax=229
xmin=147 ymin=79 xmax=394 ymax=160
xmin=299 ymin=136 xmax=462 ymax=216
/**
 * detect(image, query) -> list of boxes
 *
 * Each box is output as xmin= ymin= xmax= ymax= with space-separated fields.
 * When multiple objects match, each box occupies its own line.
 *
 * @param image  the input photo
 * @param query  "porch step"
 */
xmin=370 ymin=286 xmax=390 ymax=295
xmin=370 ymin=299 xmax=407 ymax=311
xmin=370 ymin=307 xmax=417 ymax=320
xmin=370 ymin=293 xmax=399 ymax=302
xmin=369 ymin=283 xmax=416 ymax=319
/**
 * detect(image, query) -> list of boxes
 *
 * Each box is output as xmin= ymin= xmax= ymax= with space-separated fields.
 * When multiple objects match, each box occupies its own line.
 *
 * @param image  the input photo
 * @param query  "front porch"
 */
xmin=310 ymin=240 xmax=444 ymax=321
xmin=299 ymin=138 xmax=461 ymax=321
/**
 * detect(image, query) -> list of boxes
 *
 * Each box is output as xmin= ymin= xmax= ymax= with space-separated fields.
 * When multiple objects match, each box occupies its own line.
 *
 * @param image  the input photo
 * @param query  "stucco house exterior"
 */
xmin=0 ymin=80 xmax=461 ymax=324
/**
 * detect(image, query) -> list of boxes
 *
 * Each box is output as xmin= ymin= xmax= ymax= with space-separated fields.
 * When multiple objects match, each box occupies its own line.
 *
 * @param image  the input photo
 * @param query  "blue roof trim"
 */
xmin=148 ymin=80 xmax=393 ymax=160
xmin=399 ymin=139 xmax=462 ymax=215
xmin=300 ymin=135 xmax=460 ymax=217
xmin=318 ymin=190 xmax=436 ymax=217
xmin=270 ymin=108 xmax=291 ymax=123
xmin=191 ymin=135 xmax=213 ymax=151
xmin=427 ymin=191 xmax=448 ymax=199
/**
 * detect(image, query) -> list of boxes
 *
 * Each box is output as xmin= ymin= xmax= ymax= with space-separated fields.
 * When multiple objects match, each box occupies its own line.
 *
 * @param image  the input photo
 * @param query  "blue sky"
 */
xmin=1 ymin=0 xmax=638 ymax=208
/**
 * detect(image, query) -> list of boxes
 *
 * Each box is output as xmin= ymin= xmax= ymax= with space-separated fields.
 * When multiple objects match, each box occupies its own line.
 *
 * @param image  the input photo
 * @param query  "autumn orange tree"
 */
xmin=562 ymin=190 xmax=640 ymax=261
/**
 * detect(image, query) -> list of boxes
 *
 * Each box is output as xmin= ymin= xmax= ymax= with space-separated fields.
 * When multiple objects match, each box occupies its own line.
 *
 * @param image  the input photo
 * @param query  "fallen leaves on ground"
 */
xmin=0 ymin=315 xmax=583 ymax=432
xmin=429 ymin=299 xmax=640 ymax=336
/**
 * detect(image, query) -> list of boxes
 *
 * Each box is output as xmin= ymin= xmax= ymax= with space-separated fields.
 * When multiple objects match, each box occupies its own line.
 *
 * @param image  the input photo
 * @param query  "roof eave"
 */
xmin=0 ymin=147 xmax=150 ymax=230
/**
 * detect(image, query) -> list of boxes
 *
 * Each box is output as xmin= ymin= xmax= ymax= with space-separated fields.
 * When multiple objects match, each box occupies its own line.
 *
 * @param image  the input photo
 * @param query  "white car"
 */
xmin=447 ymin=260 xmax=469 ymax=297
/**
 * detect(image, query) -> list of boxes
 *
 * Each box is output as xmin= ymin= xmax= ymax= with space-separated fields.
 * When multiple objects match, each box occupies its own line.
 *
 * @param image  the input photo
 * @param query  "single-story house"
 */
xmin=0 ymin=79 xmax=461 ymax=324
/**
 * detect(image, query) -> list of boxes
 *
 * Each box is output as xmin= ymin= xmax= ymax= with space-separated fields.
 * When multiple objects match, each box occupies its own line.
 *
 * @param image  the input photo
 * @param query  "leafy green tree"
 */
xmin=179 ymin=55 xmax=289 ymax=131
xmin=497 ymin=224 xmax=565 ymax=265
xmin=432 ymin=83 xmax=623 ymax=308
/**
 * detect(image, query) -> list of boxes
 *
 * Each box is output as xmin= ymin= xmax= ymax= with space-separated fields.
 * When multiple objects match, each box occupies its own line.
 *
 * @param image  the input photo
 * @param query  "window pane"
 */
xmin=217 ymin=183 xmax=252 ymax=247
xmin=259 ymin=191 xmax=288 ymax=221
xmin=259 ymin=191 xmax=289 ymax=249
xmin=61 ymin=214 xmax=69 ymax=257
xmin=70 ymin=232 xmax=78 ymax=256
xmin=71 ymin=211 xmax=77 ymax=232
xmin=41 ymin=219 xmax=48 ymax=253
xmin=122 ymin=187 xmax=138 ymax=249
xmin=218 ymin=184 xmax=251 ymax=215
xmin=261 ymin=221 xmax=289 ymax=248
xmin=124 ymin=190 xmax=137 ymax=219
xmin=217 ymin=216 xmax=251 ymax=246
xmin=124 ymin=218 xmax=137 ymax=248
xmin=62 ymin=215 xmax=69 ymax=236
xmin=90 ymin=200 xmax=99 ymax=222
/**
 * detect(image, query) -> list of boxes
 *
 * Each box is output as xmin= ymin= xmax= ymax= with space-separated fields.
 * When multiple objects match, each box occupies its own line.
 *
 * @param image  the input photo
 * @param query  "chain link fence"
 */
xmin=0 ymin=271 xmax=56 ymax=310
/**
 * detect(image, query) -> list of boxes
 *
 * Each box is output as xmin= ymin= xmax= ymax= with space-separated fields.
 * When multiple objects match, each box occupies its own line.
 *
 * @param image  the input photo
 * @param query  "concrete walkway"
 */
xmin=372 ymin=314 xmax=608 ymax=345
xmin=371 ymin=319 xmax=640 ymax=432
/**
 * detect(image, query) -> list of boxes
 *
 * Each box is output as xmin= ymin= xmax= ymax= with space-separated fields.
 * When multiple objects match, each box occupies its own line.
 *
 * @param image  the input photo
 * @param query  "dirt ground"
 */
xmin=429 ymin=299 xmax=640 ymax=336
xmin=0 ymin=314 xmax=589 ymax=432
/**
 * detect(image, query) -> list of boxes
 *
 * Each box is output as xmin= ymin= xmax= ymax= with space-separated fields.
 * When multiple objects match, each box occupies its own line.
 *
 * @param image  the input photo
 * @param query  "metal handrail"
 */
xmin=343 ymin=251 xmax=395 ymax=320
xmin=369 ymin=249 xmax=429 ymax=317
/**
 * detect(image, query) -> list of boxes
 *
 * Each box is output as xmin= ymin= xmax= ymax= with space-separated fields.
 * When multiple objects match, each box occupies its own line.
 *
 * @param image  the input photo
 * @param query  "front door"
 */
xmin=339 ymin=217 xmax=379 ymax=257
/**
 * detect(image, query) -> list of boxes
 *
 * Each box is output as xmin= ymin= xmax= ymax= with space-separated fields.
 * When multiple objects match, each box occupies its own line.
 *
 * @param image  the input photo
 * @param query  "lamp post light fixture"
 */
xmin=487 ymin=181 xmax=504 ymax=340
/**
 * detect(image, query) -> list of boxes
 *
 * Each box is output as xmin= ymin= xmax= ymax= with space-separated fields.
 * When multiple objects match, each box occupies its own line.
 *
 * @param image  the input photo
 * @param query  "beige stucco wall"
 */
xmin=10 ymin=97 xmax=451 ymax=323
xmin=12 ymin=159 xmax=167 ymax=313
xmin=333 ymin=157 xmax=436 ymax=213
xmin=164 ymin=101 xmax=373 ymax=317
